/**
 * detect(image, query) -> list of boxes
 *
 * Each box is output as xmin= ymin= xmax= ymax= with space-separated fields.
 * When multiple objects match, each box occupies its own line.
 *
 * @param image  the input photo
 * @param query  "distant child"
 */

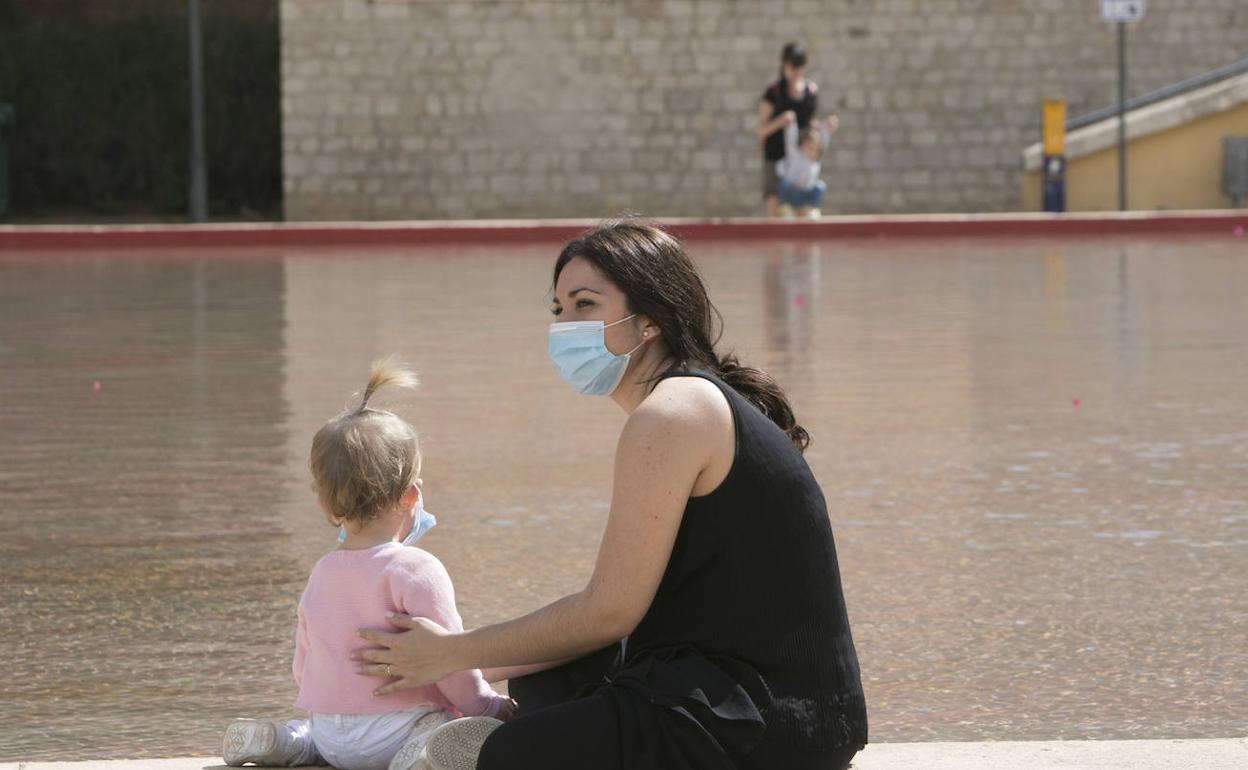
xmin=775 ymin=114 xmax=839 ymax=218
xmin=223 ymin=359 xmax=514 ymax=770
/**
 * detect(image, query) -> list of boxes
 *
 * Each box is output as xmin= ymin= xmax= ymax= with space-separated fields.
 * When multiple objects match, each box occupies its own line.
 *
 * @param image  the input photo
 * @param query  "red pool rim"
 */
xmin=1 ymin=211 xmax=1245 ymax=250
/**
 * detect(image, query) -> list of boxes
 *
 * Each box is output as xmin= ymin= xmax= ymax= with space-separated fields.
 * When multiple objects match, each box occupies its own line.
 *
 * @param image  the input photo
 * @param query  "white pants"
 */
xmin=279 ymin=707 xmax=448 ymax=770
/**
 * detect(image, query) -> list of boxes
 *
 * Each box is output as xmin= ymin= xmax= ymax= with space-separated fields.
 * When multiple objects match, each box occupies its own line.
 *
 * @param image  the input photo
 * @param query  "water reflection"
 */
xmin=0 ymin=251 xmax=296 ymax=760
xmin=1 ymin=235 xmax=1246 ymax=760
xmin=763 ymin=242 xmax=821 ymax=357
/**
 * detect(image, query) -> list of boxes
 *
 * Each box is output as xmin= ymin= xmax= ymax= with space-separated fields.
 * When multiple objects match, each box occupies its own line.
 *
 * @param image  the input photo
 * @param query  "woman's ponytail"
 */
xmin=716 ymin=354 xmax=810 ymax=452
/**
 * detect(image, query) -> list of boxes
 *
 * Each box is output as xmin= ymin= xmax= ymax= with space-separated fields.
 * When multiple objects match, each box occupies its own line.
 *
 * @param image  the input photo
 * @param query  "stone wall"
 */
xmin=280 ymin=0 xmax=1248 ymax=220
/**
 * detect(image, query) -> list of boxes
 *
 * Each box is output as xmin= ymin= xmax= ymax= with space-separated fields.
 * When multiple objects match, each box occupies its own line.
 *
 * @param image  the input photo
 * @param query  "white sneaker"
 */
xmin=417 ymin=716 xmax=504 ymax=770
xmin=388 ymin=710 xmax=457 ymax=770
xmin=223 ymin=718 xmax=284 ymax=767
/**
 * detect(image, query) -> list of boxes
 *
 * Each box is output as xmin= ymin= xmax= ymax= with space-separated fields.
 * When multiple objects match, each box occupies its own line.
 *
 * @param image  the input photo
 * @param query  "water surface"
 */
xmin=1 ymin=235 xmax=1246 ymax=759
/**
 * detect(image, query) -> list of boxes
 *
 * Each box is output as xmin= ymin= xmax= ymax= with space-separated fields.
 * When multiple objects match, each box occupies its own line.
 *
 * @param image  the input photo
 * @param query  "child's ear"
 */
xmin=402 ymin=482 xmax=421 ymax=509
xmin=320 ymin=500 xmax=342 ymax=528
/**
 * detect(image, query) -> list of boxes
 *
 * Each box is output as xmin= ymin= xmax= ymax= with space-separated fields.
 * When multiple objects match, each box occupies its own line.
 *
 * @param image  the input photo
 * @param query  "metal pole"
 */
xmin=1117 ymin=21 xmax=1127 ymax=211
xmin=188 ymin=0 xmax=208 ymax=222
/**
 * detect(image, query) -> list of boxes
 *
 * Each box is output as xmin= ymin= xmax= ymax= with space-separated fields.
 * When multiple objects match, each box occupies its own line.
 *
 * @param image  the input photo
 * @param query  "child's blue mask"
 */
xmin=337 ymin=500 xmax=437 ymax=546
xmin=548 ymin=314 xmax=648 ymax=396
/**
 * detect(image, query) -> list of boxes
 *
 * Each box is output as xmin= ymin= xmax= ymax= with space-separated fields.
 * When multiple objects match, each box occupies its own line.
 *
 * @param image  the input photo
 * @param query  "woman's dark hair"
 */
xmin=780 ymin=42 xmax=808 ymax=80
xmin=553 ymin=220 xmax=810 ymax=451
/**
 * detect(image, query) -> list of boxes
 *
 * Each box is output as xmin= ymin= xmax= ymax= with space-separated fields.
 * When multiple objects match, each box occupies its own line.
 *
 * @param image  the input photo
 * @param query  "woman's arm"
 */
xmin=756 ymin=101 xmax=793 ymax=143
xmin=354 ymin=382 xmax=717 ymax=695
xmin=480 ymin=659 xmax=574 ymax=683
xmin=401 ymin=553 xmax=511 ymax=716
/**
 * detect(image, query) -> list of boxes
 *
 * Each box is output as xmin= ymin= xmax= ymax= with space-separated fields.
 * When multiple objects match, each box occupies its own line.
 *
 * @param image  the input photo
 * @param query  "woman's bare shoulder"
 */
xmin=630 ymin=375 xmax=730 ymax=434
xmin=616 ymin=375 xmax=731 ymax=490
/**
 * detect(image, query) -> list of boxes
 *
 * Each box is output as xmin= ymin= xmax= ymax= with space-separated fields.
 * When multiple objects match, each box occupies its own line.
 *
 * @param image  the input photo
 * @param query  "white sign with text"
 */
xmin=1101 ymin=0 xmax=1146 ymax=23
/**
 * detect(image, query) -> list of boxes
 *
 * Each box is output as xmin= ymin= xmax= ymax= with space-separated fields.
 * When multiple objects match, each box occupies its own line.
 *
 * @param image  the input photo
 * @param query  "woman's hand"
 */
xmin=826 ymin=115 xmax=839 ymax=133
xmin=351 ymin=613 xmax=459 ymax=696
xmin=781 ymin=110 xmax=797 ymax=126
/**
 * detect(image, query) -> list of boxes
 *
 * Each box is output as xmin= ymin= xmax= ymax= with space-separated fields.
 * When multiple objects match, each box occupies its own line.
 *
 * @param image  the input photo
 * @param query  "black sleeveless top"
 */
xmin=606 ymin=365 xmax=867 ymax=766
xmin=761 ymin=78 xmax=818 ymax=162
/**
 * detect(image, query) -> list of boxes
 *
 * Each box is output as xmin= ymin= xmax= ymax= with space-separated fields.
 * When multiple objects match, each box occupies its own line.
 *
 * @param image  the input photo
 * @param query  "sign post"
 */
xmin=188 ymin=0 xmax=208 ymax=222
xmin=1101 ymin=0 xmax=1145 ymax=211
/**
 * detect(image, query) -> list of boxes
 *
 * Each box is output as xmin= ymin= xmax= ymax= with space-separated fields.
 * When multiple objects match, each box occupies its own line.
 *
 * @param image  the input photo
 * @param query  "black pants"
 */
xmin=476 ymin=644 xmax=859 ymax=770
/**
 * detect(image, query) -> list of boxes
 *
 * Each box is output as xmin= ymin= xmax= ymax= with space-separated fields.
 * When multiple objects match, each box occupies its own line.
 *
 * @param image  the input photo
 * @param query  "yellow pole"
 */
xmin=1042 ymin=99 xmax=1067 ymax=212
xmin=1043 ymin=100 xmax=1066 ymax=157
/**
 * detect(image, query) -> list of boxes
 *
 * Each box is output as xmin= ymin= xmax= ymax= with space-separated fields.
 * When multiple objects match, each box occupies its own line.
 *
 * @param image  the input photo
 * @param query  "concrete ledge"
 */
xmin=1 ymin=211 xmax=1246 ymax=251
xmin=4 ymin=738 xmax=1247 ymax=770
xmin=852 ymin=737 xmax=1248 ymax=769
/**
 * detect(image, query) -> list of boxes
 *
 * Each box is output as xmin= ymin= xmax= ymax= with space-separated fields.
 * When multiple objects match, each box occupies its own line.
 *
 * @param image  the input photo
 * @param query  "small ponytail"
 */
xmin=717 ymin=354 xmax=810 ymax=452
xmin=359 ymin=357 xmax=419 ymax=412
xmin=312 ymin=356 xmax=422 ymax=526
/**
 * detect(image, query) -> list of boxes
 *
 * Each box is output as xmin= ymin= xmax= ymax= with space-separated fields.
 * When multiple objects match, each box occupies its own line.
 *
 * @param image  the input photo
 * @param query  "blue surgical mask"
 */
xmin=548 ymin=314 xmax=648 ymax=396
xmin=337 ymin=500 xmax=437 ymax=546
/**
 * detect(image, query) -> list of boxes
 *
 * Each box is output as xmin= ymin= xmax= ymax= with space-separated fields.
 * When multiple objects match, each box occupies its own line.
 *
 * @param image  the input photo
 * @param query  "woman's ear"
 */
xmin=639 ymin=317 xmax=660 ymax=341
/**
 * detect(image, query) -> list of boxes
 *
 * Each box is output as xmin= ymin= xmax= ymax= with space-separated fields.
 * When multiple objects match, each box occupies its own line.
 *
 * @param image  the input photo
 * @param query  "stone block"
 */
xmin=733 ymin=36 xmax=763 ymax=54
xmin=374 ymin=3 xmax=409 ymax=22
xmin=902 ymin=170 xmax=931 ymax=188
xmin=489 ymin=174 xmax=521 ymax=194
xmin=631 ymin=38 xmax=662 ymax=57
xmin=342 ymin=2 xmax=370 ymax=23
xmin=968 ymin=147 xmax=997 ymax=168
xmin=569 ymin=175 xmax=601 ymax=194
xmin=692 ymin=149 xmax=723 ymax=171
xmin=911 ymin=130 xmax=938 ymax=146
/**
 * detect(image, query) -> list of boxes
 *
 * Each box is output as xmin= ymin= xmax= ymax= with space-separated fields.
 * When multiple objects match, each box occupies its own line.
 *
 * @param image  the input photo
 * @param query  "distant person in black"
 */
xmin=758 ymin=42 xmax=820 ymax=217
xmin=354 ymin=221 xmax=869 ymax=770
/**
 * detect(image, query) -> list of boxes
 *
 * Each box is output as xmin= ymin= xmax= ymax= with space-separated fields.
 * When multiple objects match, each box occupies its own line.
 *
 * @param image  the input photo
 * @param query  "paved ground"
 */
xmin=4 ymin=738 xmax=1247 ymax=770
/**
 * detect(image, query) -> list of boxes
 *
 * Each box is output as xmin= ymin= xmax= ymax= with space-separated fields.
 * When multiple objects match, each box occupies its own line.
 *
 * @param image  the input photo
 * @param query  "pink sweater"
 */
xmin=293 ymin=542 xmax=504 ymax=717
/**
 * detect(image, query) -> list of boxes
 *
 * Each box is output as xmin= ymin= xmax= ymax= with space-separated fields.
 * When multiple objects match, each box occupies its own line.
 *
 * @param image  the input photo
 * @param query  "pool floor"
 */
xmin=1 ymin=234 xmax=1246 ymax=759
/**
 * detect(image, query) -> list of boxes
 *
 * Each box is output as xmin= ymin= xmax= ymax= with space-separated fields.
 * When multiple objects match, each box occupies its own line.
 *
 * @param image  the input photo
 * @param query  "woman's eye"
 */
xmin=576 ymin=299 xmax=593 ymax=309
xmin=551 ymin=307 xmax=563 ymax=317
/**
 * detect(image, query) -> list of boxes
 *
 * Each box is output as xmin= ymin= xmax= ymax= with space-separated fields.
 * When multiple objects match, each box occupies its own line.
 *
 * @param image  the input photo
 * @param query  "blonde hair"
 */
xmin=310 ymin=358 xmax=421 ymax=526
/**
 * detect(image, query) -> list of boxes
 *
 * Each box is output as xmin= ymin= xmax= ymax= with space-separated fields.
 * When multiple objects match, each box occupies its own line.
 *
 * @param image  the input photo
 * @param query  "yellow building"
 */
xmin=1022 ymin=70 xmax=1248 ymax=211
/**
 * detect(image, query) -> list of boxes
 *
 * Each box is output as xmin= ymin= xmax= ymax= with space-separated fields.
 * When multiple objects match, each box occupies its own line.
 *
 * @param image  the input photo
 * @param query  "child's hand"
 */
xmin=781 ymin=110 xmax=797 ymax=126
